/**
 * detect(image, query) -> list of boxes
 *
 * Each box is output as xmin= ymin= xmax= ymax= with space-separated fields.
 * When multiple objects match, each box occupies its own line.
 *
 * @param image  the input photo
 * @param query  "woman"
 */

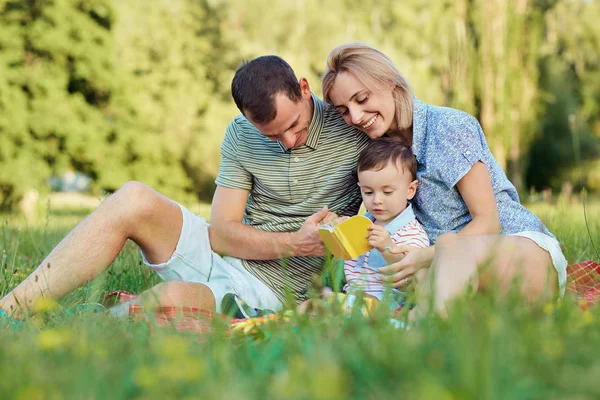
xmin=322 ymin=42 xmax=567 ymax=315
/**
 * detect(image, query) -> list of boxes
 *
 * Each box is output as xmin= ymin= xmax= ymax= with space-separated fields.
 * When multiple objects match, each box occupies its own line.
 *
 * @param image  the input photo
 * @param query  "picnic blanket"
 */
xmin=565 ymin=259 xmax=600 ymax=309
xmin=104 ymin=260 xmax=600 ymax=335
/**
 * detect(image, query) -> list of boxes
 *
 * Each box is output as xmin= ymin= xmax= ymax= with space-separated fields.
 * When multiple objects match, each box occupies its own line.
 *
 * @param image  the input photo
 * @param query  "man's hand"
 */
xmin=367 ymin=224 xmax=394 ymax=252
xmin=291 ymin=206 xmax=336 ymax=257
xmin=321 ymin=211 xmax=341 ymax=225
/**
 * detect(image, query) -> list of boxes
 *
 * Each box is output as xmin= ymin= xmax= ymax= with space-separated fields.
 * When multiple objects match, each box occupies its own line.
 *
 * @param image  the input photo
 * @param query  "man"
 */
xmin=0 ymin=56 xmax=370 ymax=317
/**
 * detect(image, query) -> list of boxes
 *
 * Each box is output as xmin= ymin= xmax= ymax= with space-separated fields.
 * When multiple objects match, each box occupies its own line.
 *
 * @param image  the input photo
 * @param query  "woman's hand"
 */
xmin=377 ymin=246 xmax=435 ymax=288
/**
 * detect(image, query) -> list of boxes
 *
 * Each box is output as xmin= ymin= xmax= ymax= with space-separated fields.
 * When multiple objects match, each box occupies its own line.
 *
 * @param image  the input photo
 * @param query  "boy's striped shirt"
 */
xmin=344 ymin=219 xmax=429 ymax=295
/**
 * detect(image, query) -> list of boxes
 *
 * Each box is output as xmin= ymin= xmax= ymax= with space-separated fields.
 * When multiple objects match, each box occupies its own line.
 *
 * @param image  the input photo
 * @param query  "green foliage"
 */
xmin=0 ymin=0 xmax=234 ymax=210
xmin=526 ymin=1 xmax=600 ymax=192
xmin=0 ymin=0 xmax=119 ymax=210
xmin=0 ymin=0 xmax=599 ymax=211
xmin=111 ymin=0 xmax=235 ymax=201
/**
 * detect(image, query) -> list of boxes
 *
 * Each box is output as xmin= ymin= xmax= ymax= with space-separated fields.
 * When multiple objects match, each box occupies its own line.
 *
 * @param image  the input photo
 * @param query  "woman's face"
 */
xmin=327 ymin=71 xmax=397 ymax=139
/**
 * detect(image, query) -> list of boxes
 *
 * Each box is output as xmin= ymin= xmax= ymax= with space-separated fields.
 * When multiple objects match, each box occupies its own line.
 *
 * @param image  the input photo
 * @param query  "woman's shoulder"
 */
xmin=425 ymin=103 xmax=482 ymax=135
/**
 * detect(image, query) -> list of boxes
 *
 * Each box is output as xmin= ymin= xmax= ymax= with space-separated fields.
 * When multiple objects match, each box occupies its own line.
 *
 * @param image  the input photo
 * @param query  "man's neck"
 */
xmin=306 ymin=96 xmax=315 ymax=125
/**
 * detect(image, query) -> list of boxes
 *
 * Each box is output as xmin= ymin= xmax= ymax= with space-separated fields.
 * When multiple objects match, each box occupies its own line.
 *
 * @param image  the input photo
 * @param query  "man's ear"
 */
xmin=299 ymin=77 xmax=312 ymax=99
xmin=407 ymin=179 xmax=418 ymax=200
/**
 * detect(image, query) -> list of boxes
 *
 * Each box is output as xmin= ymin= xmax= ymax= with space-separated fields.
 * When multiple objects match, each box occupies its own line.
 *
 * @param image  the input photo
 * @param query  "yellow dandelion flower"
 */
xmin=37 ymin=329 xmax=72 ymax=351
xmin=33 ymin=297 xmax=59 ymax=313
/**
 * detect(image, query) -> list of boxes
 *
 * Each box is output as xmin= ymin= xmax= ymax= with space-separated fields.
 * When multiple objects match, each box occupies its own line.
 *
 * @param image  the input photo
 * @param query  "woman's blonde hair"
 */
xmin=322 ymin=42 xmax=413 ymax=132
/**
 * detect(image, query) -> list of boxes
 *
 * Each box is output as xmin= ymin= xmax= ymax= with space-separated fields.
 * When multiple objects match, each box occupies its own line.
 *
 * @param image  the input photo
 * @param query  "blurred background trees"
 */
xmin=0 ymin=0 xmax=599 ymax=211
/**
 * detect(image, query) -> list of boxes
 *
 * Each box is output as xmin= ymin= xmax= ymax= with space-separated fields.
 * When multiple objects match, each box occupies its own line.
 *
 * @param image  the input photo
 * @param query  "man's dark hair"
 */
xmin=358 ymin=137 xmax=417 ymax=180
xmin=231 ymin=56 xmax=303 ymax=124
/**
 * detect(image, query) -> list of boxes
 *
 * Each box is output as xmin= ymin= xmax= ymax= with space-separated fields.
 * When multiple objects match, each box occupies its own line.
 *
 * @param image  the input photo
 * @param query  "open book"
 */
xmin=318 ymin=215 xmax=373 ymax=259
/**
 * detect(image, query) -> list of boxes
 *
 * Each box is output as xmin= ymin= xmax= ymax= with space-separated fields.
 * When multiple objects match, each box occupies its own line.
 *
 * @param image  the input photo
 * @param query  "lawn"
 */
xmin=0 ymin=199 xmax=599 ymax=399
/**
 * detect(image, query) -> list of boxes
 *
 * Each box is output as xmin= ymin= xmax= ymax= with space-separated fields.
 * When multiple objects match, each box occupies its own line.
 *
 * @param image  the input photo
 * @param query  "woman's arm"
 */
xmin=455 ymin=161 xmax=500 ymax=235
xmin=378 ymin=161 xmax=499 ymax=286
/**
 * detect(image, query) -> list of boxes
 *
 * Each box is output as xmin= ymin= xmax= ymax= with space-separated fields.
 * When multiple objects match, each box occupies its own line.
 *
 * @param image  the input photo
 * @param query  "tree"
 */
xmin=526 ymin=0 xmax=600 ymax=192
xmin=111 ymin=0 xmax=235 ymax=202
xmin=0 ymin=0 xmax=118 ymax=210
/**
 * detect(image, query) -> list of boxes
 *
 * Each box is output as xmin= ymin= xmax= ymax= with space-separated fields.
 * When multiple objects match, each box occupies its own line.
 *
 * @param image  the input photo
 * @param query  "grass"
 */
xmin=0 ymin=199 xmax=599 ymax=399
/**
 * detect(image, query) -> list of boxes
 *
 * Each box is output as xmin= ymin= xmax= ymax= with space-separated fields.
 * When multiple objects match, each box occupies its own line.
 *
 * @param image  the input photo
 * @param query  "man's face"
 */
xmin=249 ymin=79 xmax=313 ymax=149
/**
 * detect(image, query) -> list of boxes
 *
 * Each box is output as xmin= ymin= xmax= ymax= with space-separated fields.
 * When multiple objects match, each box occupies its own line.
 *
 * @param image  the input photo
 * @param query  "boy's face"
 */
xmin=358 ymin=160 xmax=418 ymax=225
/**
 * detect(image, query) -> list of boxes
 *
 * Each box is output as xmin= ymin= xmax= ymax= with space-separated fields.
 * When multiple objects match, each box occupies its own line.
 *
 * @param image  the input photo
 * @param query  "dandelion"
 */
xmin=33 ymin=297 xmax=59 ymax=313
xmin=37 ymin=329 xmax=72 ymax=351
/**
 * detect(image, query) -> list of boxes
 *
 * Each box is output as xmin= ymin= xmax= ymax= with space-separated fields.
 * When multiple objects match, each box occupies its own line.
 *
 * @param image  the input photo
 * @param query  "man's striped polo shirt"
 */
xmin=215 ymin=94 xmax=371 ymax=304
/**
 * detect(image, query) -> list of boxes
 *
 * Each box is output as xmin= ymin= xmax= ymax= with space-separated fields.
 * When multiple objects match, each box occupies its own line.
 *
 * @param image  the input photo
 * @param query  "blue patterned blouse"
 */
xmin=410 ymin=99 xmax=553 ymax=243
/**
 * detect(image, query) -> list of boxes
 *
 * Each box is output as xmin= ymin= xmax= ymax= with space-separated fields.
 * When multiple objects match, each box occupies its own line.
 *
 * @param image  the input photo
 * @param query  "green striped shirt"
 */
xmin=215 ymin=94 xmax=370 ymax=304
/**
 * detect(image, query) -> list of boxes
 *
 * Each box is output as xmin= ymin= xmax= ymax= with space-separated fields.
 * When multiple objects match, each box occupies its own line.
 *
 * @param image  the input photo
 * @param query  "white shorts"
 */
xmin=141 ymin=204 xmax=283 ymax=313
xmin=509 ymin=231 xmax=568 ymax=297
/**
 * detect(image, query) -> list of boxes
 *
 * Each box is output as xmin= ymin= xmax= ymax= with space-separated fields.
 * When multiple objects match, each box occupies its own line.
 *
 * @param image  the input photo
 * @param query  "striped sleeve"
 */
xmin=215 ymin=117 xmax=253 ymax=190
xmin=392 ymin=220 xmax=430 ymax=249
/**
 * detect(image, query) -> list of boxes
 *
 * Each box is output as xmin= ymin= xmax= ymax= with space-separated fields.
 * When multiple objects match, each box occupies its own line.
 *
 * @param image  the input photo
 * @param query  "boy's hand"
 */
xmin=366 ymin=224 xmax=393 ymax=252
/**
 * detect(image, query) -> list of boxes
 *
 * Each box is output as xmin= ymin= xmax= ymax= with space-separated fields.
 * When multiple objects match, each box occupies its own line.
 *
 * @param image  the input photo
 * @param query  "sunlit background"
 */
xmin=1 ymin=0 xmax=599 ymax=214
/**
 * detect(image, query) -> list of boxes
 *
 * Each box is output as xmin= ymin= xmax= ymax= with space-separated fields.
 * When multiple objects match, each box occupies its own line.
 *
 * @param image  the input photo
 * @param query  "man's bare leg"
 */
xmin=0 ymin=181 xmax=184 ymax=318
xmin=109 ymin=282 xmax=216 ymax=318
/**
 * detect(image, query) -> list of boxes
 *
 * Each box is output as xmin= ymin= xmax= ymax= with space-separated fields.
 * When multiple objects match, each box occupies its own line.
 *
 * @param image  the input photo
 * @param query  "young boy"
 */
xmin=342 ymin=137 xmax=429 ymax=310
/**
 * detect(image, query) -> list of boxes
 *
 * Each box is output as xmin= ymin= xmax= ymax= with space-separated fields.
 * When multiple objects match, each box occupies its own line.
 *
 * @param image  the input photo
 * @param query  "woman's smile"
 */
xmin=360 ymin=114 xmax=378 ymax=130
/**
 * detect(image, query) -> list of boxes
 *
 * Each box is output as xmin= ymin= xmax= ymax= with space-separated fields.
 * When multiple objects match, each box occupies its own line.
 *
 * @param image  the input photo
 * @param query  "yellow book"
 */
xmin=318 ymin=215 xmax=373 ymax=260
